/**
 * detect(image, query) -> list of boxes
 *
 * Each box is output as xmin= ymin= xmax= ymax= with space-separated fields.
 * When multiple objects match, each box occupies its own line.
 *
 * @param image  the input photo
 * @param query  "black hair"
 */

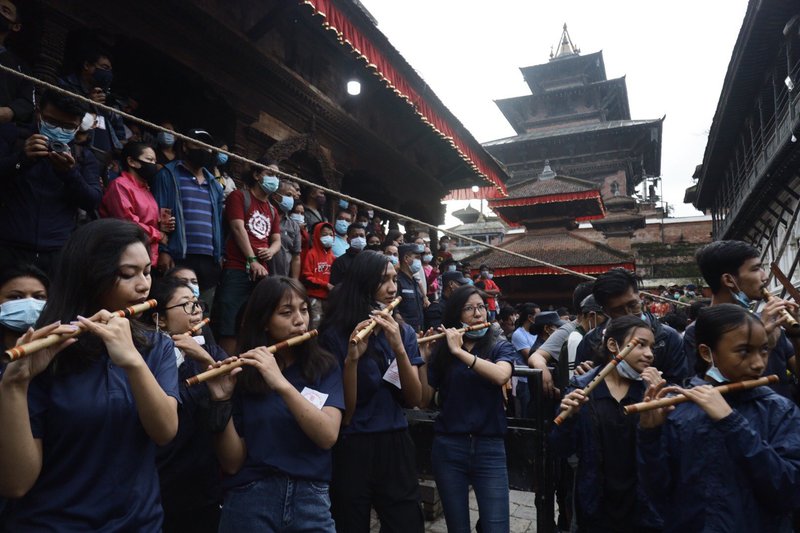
xmin=78 ymin=46 xmax=112 ymax=67
xmin=695 ymin=240 xmax=760 ymax=293
xmin=386 ymin=228 xmax=402 ymax=243
xmin=38 ymin=89 xmax=87 ymax=119
xmin=346 ymin=223 xmax=366 ymax=237
xmin=515 ymin=302 xmax=539 ymax=329
xmin=165 ymin=266 xmax=197 ymax=280
xmin=140 ymin=277 xmax=190 ymax=329
xmin=556 ymin=307 xmax=570 ymax=317
xmin=38 ymin=219 xmax=152 ymax=374
xmin=320 ymin=250 xmax=392 ymax=335
xmin=120 ymin=141 xmax=154 ymax=171
xmin=592 ymin=268 xmax=641 ymax=309
xmin=430 ymin=285 xmax=494 ymax=377
xmin=661 ymin=311 xmax=688 ymax=333
xmin=688 ymin=298 xmax=711 ymax=322
xmin=571 ymin=281 xmax=594 ymax=315
xmin=237 ymin=276 xmax=336 ymax=394
xmin=498 ymin=306 xmax=516 ymax=322
xmin=693 ymin=304 xmax=763 ymax=375
xmin=0 ymin=264 xmax=49 ymax=293
xmin=593 ymin=315 xmax=651 ymax=366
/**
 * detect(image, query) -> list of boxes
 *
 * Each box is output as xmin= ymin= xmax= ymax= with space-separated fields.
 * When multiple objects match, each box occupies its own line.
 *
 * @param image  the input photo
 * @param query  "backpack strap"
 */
xmin=243 ymin=189 xmax=251 ymax=214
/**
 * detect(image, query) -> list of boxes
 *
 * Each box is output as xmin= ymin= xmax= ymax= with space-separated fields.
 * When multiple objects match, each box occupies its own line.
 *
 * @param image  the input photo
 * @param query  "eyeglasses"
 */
xmin=165 ymin=300 xmax=207 ymax=315
xmin=606 ymin=299 xmax=642 ymax=318
xmin=462 ymin=304 xmax=488 ymax=314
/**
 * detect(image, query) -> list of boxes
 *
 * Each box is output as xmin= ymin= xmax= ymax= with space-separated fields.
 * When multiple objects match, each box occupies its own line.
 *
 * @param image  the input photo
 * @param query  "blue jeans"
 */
xmin=431 ymin=434 xmax=509 ymax=533
xmin=218 ymin=476 xmax=335 ymax=532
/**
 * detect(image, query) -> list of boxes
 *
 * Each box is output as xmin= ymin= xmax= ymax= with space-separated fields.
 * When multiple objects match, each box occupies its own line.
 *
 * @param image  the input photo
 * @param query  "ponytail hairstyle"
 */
xmin=591 ymin=314 xmax=651 ymax=367
xmin=693 ymin=303 xmax=762 ymax=375
xmin=237 ymin=276 xmax=335 ymax=394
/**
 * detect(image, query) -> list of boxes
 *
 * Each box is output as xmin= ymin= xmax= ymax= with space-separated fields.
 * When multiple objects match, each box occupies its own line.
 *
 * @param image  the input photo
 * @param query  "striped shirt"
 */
xmin=177 ymin=169 xmax=214 ymax=256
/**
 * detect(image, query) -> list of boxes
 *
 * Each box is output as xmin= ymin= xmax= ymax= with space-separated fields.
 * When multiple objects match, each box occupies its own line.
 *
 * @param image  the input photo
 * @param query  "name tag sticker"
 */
xmin=301 ymin=387 xmax=328 ymax=410
xmin=382 ymin=359 xmax=402 ymax=389
xmin=192 ymin=335 xmax=206 ymax=346
xmin=402 ymin=289 xmax=415 ymax=294
xmin=173 ymin=347 xmax=184 ymax=367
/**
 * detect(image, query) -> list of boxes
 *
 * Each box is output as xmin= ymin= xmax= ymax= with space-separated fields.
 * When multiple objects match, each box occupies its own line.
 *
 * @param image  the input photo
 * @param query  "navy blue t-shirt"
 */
xmin=5 ymin=332 xmax=180 ymax=532
xmin=320 ymin=323 xmax=424 ymax=435
xmin=225 ymin=361 xmax=344 ymax=487
xmin=428 ymin=338 xmax=515 ymax=436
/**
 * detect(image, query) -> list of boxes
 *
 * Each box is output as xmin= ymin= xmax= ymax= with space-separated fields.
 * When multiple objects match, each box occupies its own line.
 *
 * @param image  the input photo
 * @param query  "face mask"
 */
xmin=388 ymin=255 xmax=399 ymax=266
xmin=39 ymin=119 xmax=77 ymax=145
xmin=487 ymin=273 xmax=493 ymax=280
xmin=320 ymin=235 xmax=334 ymax=249
xmin=187 ymin=283 xmax=200 ymax=298
xmin=466 ymin=278 xmax=474 ymax=286
xmin=157 ymin=131 xmax=175 ymax=147
xmin=640 ymin=312 xmax=648 ymax=321
xmin=366 ymin=243 xmax=381 ymax=252
xmin=185 ymin=148 xmax=213 ymax=169
xmin=278 ymin=195 xmax=294 ymax=212
xmin=92 ymin=68 xmax=113 ymax=90
xmin=423 ymin=254 xmax=433 ymax=263
xmin=339 ymin=199 xmax=349 ymax=210
xmin=616 ymin=359 xmax=642 ymax=381
xmin=350 ymin=236 xmax=366 ymax=251
xmin=0 ymin=298 xmax=46 ymax=332
xmin=673 ymin=292 xmax=680 ymax=299
xmin=134 ymin=160 xmax=159 ymax=181
xmin=447 ymin=265 xmax=457 ymax=272
xmin=367 ymin=210 xmax=374 ymax=219
xmin=260 ymin=175 xmax=280 ymax=193
xmin=481 ymin=271 xmax=489 ymax=278
xmin=732 ymin=289 xmax=752 ymax=309
xmin=216 ymin=152 xmax=228 ymax=166
xmin=462 ymin=322 xmax=489 ymax=339
xmin=335 ymin=220 xmax=349 ymax=236
xmin=705 ymin=350 xmax=731 ymax=383
xmin=290 ymin=213 xmax=305 ymax=225
xmin=409 ymin=258 xmax=422 ymax=274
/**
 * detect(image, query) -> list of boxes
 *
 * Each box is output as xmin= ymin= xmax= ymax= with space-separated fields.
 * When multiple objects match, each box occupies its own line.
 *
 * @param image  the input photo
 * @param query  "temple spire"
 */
xmin=551 ymin=23 xmax=580 ymax=60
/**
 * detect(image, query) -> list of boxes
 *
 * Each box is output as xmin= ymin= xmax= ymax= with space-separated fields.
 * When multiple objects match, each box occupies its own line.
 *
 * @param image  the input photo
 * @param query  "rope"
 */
xmin=6 ymin=63 xmax=691 ymax=307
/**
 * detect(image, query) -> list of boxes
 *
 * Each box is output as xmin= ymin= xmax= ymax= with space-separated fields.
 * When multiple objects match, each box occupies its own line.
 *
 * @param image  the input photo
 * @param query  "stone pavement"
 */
xmin=370 ymin=488 xmax=539 ymax=533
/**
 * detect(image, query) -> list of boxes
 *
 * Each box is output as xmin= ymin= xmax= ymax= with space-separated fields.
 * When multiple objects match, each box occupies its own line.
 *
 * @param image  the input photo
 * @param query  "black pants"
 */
xmin=331 ymin=430 xmax=424 ymax=533
xmin=0 ymin=244 xmax=60 ymax=278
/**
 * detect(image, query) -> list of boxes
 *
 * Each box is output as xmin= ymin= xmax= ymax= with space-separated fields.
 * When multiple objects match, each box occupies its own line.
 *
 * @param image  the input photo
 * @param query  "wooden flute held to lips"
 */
xmin=186 ymin=318 xmax=210 ymax=336
xmin=185 ymin=329 xmax=319 ymax=386
xmin=760 ymin=287 xmax=800 ymax=331
xmin=417 ymin=322 xmax=491 ymax=345
xmin=2 ymin=299 xmax=158 ymax=362
xmin=553 ymin=337 xmax=642 ymax=426
xmin=622 ymin=375 xmax=778 ymax=415
xmin=350 ymin=296 xmax=403 ymax=345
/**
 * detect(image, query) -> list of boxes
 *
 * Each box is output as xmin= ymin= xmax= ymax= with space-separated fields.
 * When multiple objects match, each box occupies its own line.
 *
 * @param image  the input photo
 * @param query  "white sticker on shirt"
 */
xmin=382 ymin=358 xmax=402 ymax=389
xmin=193 ymin=335 xmax=206 ymax=346
xmin=301 ymin=387 xmax=329 ymax=410
xmin=401 ymin=289 xmax=416 ymax=294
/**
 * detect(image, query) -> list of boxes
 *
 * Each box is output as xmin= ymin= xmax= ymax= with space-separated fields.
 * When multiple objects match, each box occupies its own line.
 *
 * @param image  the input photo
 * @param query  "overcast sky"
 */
xmin=358 ymin=0 xmax=750 ymax=226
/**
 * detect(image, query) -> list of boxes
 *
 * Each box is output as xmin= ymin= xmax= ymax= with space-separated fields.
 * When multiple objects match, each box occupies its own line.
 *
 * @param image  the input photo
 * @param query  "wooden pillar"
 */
xmin=32 ymin=15 xmax=69 ymax=84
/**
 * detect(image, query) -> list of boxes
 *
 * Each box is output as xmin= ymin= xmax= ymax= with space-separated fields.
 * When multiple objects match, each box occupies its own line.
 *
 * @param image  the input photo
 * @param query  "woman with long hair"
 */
xmin=422 ymin=285 xmax=515 ymax=532
xmin=0 ymin=219 xmax=179 ymax=531
xmin=210 ymin=276 xmax=343 ymax=532
xmin=0 ymin=264 xmax=48 ymax=354
xmin=319 ymin=250 xmax=425 ymax=533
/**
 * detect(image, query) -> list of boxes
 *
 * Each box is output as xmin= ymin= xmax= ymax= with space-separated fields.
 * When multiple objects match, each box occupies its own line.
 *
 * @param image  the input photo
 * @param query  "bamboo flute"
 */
xmin=185 ymin=317 xmax=210 ymax=336
xmin=350 ymin=296 xmax=402 ymax=345
xmin=185 ymin=329 xmax=318 ymax=386
xmin=417 ymin=322 xmax=491 ymax=344
xmin=553 ymin=337 xmax=642 ymax=426
xmin=761 ymin=287 xmax=800 ymax=331
xmin=3 ymin=299 xmax=158 ymax=362
xmin=623 ymin=374 xmax=778 ymax=415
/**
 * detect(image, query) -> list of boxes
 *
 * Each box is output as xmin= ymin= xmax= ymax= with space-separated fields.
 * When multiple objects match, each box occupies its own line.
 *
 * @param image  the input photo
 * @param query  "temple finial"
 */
xmin=551 ymin=23 xmax=580 ymax=60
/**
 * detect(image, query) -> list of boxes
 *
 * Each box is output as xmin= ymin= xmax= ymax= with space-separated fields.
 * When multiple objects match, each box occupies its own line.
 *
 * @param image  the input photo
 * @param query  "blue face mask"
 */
xmin=290 ymin=213 xmax=305 ymax=225
xmin=349 ymin=236 xmax=367 ymax=250
xmin=187 ymin=283 xmax=200 ymax=298
xmin=616 ymin=359 xmax=642 ymax=381
xmin=462 ymin=322 xmax=489 ymax=339
xmin=447 ymin=265 xmax=457 ymax=272
xmin=0 ymin=298 xmax=46 ymax=332
xmin=423 ymin=254 xmax=433 ymax=263
xmin=415 ymin=244 xmax=425 ymax=254
xmin=410 ymin=258 xmax=422 ymax=274
xmin=388 ymin=255 xmax=399 ymax=266
xmin=278 ymin=195 xmax=294 ymax=212
xmin=705 ymin=350 xmax=730 ymax=383
xmin=339 ymin=199 xmax=349 ymax=210
xmin=216 ymin=152 xmax=228 ymax=166
xmin=260 ymin=175 xmax=280 ymax=193
xmin=39 ymin=119 xmax=77 ymax=145
xmin=732 ymin=289 xmax=752 ymax=309
xmin=335 ymin=220 xmax=349 ymax=236
xmin=487 ymin=273 xmax=493 ymax=280
xmin=157 ymin=131 xmax=175 ymax=147
xmin=320 ymin=235 xmax=334 ymax=249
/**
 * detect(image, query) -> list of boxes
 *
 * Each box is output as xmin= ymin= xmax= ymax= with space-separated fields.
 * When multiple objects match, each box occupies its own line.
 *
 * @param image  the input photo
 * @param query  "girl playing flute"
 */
xmin=638 ymin=304 xmax=800 ymax=532
xmin=210 ymin=276 xmax=344 ymax=532
xmin=550 ymin=315 xmax=662 ymax=533
xmin=0 ymin=219 xmax=179 ymax=531
xmin=144 ymin=278 xmax=227 ymax=533
xmin=318 ymin=250 xmax=425 ymax=533
xmin=421 ymin=285 xmax=515 ymax=533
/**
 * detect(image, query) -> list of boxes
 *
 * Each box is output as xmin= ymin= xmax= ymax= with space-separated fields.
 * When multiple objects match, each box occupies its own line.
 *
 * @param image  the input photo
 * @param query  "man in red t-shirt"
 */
xmin=475 ymin=265 xmax=501 ymax=321
xmin=212 ymin=165 xmax=282 ymax=355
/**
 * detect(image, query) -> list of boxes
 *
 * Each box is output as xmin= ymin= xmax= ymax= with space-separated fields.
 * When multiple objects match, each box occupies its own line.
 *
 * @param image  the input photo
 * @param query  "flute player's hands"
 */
xmin=559 ymin=388 xmax=588 ymax=415
xmin=638 ymin=380 xmax=677 ymax=429
xmin=673 ymin=385 xmax=732 ymax=422
xmin=346 ymin=320 xmax=372 ymax=363
xmin=206 ymin=357 xmax=242 ymax=401
xmin=77 ymin=310 xmax=141 ymax=369
xmin=1 ymin=322 xmax=79 ymax=386
xmin=239 ymin=347 xmax=291 ymax=393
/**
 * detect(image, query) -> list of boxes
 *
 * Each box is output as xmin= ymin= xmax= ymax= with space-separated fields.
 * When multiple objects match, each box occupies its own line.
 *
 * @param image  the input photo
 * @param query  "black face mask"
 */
xmin=92 ymin=68 xmax=113 ymax=91
xmin=185 ymin=148 xmax=214 ymax=169
xmin=135 ymin=160 xmax=159 ymax=181
xmin=366 ymin=244 xmax=381 ymax=252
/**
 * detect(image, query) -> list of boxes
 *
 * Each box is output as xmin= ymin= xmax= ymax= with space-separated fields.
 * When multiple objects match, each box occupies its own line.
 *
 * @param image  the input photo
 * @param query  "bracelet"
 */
xmin=468 ymin=354 xmax=478 ymax=369
xmin=206 ymin=398 xmax=233 ymax=433
xmin=246 ymin=256 xmax=258 ymax=263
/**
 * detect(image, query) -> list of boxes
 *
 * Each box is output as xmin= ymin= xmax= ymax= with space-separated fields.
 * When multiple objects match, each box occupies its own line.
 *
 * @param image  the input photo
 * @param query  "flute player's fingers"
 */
xmin=206 ymin=358 xmax=241 ymax=401
xmin=3 ymin=322 xmax=79 ymax=384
